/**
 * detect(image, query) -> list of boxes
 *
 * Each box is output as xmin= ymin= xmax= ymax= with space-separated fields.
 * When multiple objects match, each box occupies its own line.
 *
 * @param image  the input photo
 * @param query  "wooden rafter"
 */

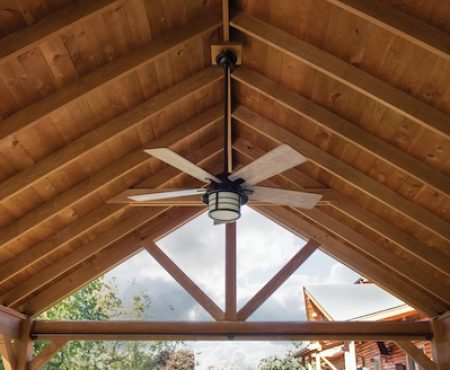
xmin=29 ymin=339 xmax=68 ymax=370
xmin=233 ymin=140 xmax=450 ymax=305
xmin=323 ymin=0 xmax=450 ymax=61
xmin=0 ymin=67 xmax=222 ymax=205
xmin=0 ymin=138 xmax=223 ymax=306
xmin=144 ymin=242 xmax=225 ymax=321
xmin=232 ymin=104 xmax=450 ymax=242
xmin=0 ymin=13 xmax=221 ymax=147
xmin=256 ymin=205 xmax=447 ymax=317
xmin=232 ymin=66 xmax=450 ymax=196
xmin=22 ymin=207 xmax=204 ymax=317
xmin=396 ymin=341 xmax=436 ymax=370
xmin=237 ymin=239 xmax=319 ymax=321
xmin=232 ymin=137 xmax=450 ymax=279
xmin=0 ymin=103 xmax=222 ymax=251
xmin=31 ymin=320 xmax=432 ymax=341
xmin=231 ymin=13 xmax=450 ymax=139
xmin=0 ymin=0 xmax=121 ymax=62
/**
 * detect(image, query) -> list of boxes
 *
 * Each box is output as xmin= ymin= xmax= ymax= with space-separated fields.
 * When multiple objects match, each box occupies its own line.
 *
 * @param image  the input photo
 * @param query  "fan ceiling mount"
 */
xmin=117 ymin=50 xmax=322 ymax=224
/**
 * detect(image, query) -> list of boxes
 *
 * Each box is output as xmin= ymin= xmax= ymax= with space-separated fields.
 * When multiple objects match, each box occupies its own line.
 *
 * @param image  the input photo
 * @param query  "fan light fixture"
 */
xmin=207 ymin=190 xmax=241 ymax=222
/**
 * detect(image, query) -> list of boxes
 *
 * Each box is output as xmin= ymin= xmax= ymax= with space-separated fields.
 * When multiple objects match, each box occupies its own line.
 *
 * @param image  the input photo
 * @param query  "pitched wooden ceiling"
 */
xmin=0 ymin=0 xmax=448 ymax=319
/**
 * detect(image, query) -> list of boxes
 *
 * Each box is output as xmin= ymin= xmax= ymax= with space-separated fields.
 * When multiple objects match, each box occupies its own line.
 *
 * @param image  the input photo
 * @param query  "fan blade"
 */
xmin=145 ymin=148 xmax=221 ymax=184
xmin=127 ymin=188 xmax=205 ymax=202
xmin=228 ymin=144 xmax=306 ymax=185
xmin=249 ymin=186 xmax=322 ymax=209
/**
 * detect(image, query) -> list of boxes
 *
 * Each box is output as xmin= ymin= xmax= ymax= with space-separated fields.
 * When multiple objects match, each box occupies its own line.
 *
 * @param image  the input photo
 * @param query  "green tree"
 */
xmin=0 ymin=278 xmax=194 ymax=370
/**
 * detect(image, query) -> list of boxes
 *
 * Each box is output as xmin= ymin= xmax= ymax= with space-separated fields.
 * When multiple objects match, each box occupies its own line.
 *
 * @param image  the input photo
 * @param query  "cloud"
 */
xmin=324 ymin=263 xmax=360 ymax=284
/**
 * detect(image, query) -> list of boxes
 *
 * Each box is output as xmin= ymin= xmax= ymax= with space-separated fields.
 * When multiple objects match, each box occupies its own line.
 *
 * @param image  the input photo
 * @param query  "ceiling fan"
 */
xmin=117 ymin=51 xmax=322 ymax=224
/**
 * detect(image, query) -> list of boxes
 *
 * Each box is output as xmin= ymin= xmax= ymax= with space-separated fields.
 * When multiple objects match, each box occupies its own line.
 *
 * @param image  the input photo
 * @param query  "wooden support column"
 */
xmin=225 ymin=222 xmax=237 ymax=320
xmin=0 ymin=335 xmax=15 ymax=370
xmin=315 ymin=353 xmax=321 ymax=370
xmin=15 ymin=319 xmax=34 ymax=370
xmin=431 ymin=312 xmax=450 ymax=370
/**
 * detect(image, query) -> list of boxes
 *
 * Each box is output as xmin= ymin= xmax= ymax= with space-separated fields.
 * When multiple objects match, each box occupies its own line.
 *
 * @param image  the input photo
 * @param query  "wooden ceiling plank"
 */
xmin=0 ymin=0 xmax=122 ymax=62
xmin=0 ymin=66 xmax=222 ymax=204
xmin=237 ymin=239 xmax=319 ymax=321
xmin=230 ymin=13 xmax=450 ymax=139
xmin=256 ymin=206 xmax=446 ymax=317
xmin=30 ymin=320 xmax=433 ymax=341
xmin=323 ymin=0 xmax=450 ymax=61
xmin=0 ymin=104 xmax=222 ymax=250
xmin=396 ymin=341 xmax=437 ymax=370
xmin=0 ymin=137 xmax=223 ymax=305
xmin=233 ymin=137 xmax=450 ymax=278
xmin=232 ymin=67 xmax=450 ymax=197
xmin=22 ymin=207 xmax=204 ymax=317
xmin=29 ymin=339 xmax=68 ymax=370
xmin=0 ymin=204 xmax=123 ymax=285
xmin=0 ymin=13 xmax=221 ymax=148
xmin=233 ymin=105 xmax=450 ymax=242
xmin=144 ymin=242 xmax=225 ymax=321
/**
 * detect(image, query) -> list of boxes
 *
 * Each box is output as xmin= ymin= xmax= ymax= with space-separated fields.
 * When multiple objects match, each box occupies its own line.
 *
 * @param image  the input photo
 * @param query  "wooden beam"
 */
xmin=233 ymin=104 xmax=450 ymax=242
xmin=320 ymin=354 xmax=338 ymax=370
xmin=144 ymin=242 xmax=225 ymax=321
xmin=15 ymin=320 xmax=33 ymax=370
xmin=232 ymin=136 xmax=450 ymax=278
xmin=255 ymin=205 xmax=446 ymax=317
xmin=225 ymin=222 xmax=237 ymax=320
xmin=0 ymin=305 xmax=26 ymax=339
xmin=0 ymin=335 xmax=15 ymax=370
xmin=323 ymin=0 xmax=450 ymax=61
xmin=31 ymin=320 xmax=433 ymax=341
xmin=0 ymin=13 xmax=221 ymax=147
xmin=0 ymin=67 xmax=222 ymax=205
xmin=231 ymin=13 xmax=450 ymax=139
xmin=237 ymin=240 xmax=319 ymax=321
xmin=396 ymin=341 xmax=436 ymax=370
xmin=22 ymin=207 xmax=204 ymax=316
xmin=0 ymin=103 xmax=222 ymax=251
xmin=431 ymin=313 xmax=450 ymax=370
xmin=29 ymin=339 xmax=68 ymax=370
xmin=233 ymin=67 xmax=450 ymax=196
xmin=1 ymin=139 xmax=223 ymax=306
xmin=0 ymin=0 xmax=122 ymax=62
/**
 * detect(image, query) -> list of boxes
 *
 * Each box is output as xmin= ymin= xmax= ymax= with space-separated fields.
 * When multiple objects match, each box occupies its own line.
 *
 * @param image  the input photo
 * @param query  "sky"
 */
xmin=104 ymin=206 xmax=361 ymax=369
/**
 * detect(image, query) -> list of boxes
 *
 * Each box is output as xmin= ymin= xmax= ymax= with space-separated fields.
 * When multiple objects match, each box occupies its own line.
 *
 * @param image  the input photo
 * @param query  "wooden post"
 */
xmin=431 ymin=312 xmax=450 ymax=370
xmin=344 ymin=341 xmax=357 ymax=370
xmin=225 ymin=222 xmax=237 ymax=320
xmin=315 ymin=353 xmax=321 ymax=370
xmin=15 ymin=319 xmax=34 ymax=370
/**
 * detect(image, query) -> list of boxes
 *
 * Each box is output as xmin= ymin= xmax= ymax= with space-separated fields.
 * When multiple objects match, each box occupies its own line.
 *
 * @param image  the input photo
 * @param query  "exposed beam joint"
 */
xmin=0 ymin=305 xmax=26 ymax=339
xmin=231 ymin=13 xmax=450 ymax=139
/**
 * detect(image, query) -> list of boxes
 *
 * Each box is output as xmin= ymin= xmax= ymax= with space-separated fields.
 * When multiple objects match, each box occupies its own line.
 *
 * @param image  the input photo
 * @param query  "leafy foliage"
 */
xmin=24 ymin=278 xmax=194 ymax=370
